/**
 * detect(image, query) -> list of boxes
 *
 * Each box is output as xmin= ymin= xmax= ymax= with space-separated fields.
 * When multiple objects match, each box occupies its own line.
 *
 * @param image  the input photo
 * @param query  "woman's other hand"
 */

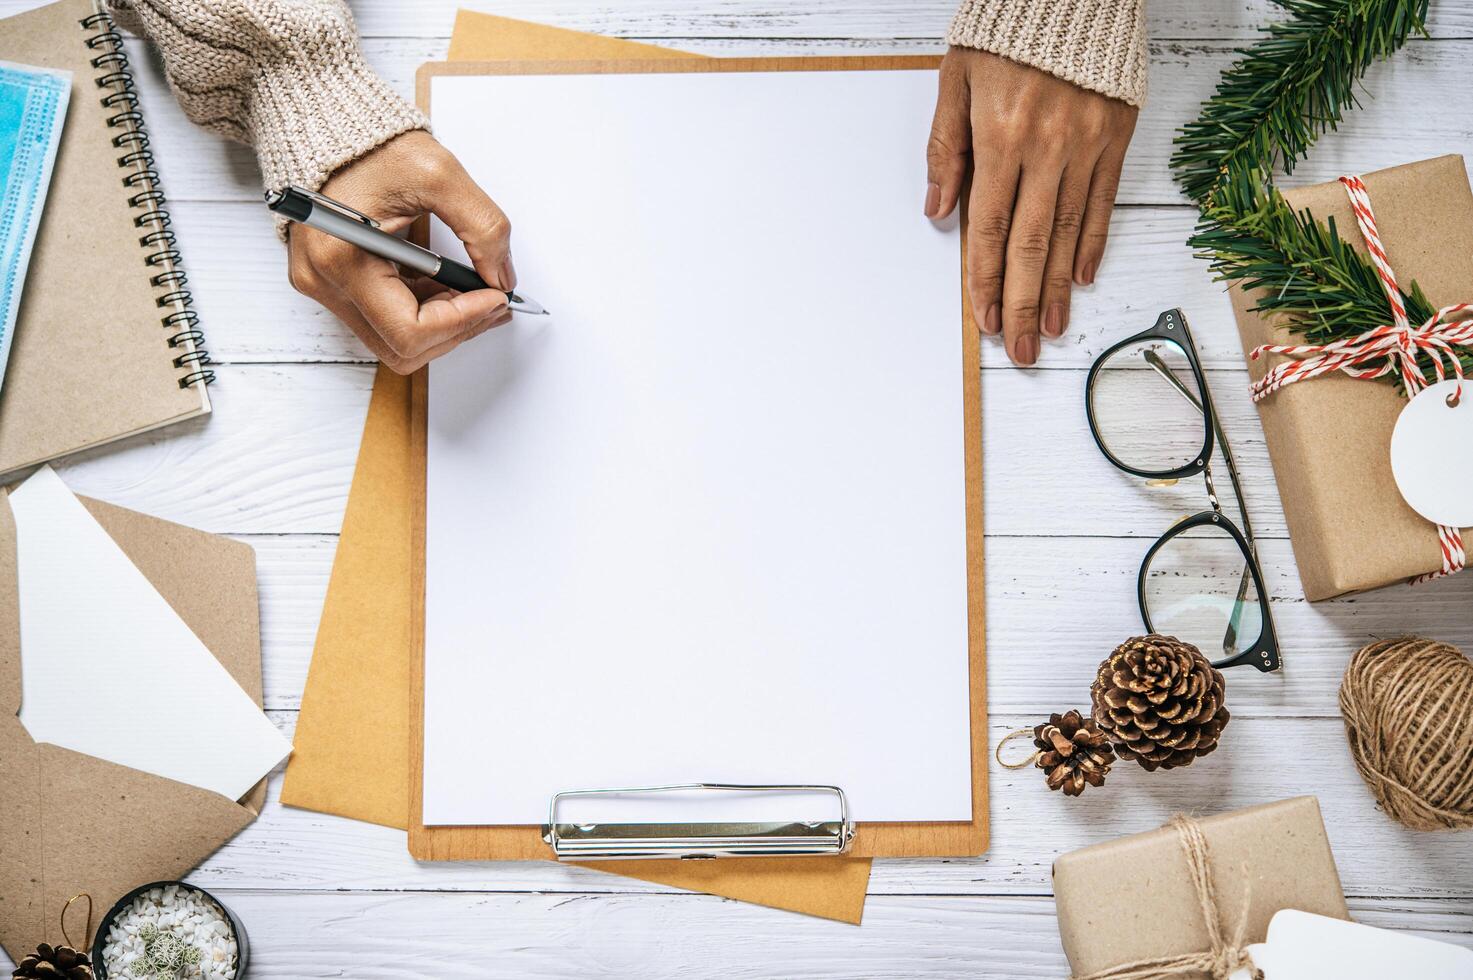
xmin=286 ymin=130 xmax=514 ymax=374
xmin=925 ymin=48 xmax=1139 ymax=366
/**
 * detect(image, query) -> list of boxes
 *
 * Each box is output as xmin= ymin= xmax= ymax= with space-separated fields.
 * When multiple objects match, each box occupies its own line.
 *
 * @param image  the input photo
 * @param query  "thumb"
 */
xmin=422 ymin=153 xmax=517 ymax=291
xmin=926 ymin=54 xmax=972 ymax=220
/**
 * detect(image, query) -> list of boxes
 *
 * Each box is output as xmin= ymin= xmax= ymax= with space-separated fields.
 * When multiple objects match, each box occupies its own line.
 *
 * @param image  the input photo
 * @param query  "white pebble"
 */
xmin=99 ymin=883 xmax=239 ymax=980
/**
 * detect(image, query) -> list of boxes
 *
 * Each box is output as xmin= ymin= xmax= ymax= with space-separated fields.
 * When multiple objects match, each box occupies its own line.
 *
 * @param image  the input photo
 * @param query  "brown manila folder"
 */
xmin=280 ymin=12 xmax=884 ymax=923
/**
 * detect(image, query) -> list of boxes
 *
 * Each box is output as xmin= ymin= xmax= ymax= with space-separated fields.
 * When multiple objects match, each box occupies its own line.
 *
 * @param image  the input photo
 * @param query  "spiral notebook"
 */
xmin=0 ymin=0 xmax=211 ymax=477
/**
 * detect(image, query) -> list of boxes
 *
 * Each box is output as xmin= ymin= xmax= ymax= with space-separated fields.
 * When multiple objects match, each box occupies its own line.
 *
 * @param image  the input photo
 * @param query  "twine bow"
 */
xmin=1071 ymin=816 xmax=1257 ymax=980
xmin=1247 ymin=173 xmax=1468 ymax=582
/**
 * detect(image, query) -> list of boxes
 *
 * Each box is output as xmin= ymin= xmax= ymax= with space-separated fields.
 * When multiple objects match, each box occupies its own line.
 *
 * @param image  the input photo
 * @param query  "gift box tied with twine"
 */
xmin=1052 ymin=797 xmax=1349 ymax=978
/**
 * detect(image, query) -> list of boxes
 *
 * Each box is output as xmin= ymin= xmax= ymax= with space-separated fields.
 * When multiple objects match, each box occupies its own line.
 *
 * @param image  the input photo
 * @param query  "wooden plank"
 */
xmin=248 ymin=534 xmax=1473 ymax=716
xmin=4 ymin=889 xmax=1469 ymax=978
xmin=39 ymin=358 xmax=1400 ymax=541
xmin=200 ymin=712 xmax=1473 ymax=902
xmin=186 ymin=194 xmax=1464 ymax=379
xmin=51 ymin=364 xmax=372 ymax=535
xmin=340 ymin=1 xmax=1473 ymax=41
xmin=108 ymin=35 xmax=1473 ymax=206
xmin=21 ymin=0 xmax=1473 ymax=43
xmin=179 ymin=200 xmax=1257 ymax=370
xmin=249 ymin=535 xmax=337 ymax=707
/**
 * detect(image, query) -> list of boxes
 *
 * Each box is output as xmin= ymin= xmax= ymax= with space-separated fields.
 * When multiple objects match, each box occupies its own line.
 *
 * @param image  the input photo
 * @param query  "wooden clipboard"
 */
xmin=409 ymin=56 xmax=987 ymax=861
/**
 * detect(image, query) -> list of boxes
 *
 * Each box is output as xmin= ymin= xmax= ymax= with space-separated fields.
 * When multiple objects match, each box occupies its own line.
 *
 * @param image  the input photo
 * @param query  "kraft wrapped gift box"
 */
xmin=1231 ymin=155 xmax=1473 ymax=600
xmin=1052 ymin=797 xmax=1350 ymax=977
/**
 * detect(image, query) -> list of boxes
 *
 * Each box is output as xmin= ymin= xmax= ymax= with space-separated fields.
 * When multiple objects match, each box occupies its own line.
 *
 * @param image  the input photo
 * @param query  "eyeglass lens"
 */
xmin=1089 ymin=338 xmax=1206 ymax=474
xmin=1142 ymin=522 xmax=1263 ymax=660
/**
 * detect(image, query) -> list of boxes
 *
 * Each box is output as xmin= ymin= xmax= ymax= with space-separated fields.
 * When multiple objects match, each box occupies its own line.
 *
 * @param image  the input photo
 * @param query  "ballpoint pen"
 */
xmin=264 ymin=185 xmax=548 ymax=316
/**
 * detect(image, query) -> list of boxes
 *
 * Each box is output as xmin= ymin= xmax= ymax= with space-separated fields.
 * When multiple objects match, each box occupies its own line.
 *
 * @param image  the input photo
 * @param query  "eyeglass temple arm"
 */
xmin=1141 ymin=350 xmax=1260 ymax=551
xmin=1143 ymin=348 xmax=1202 ymax=412
xmin=1143 ymin=349 xmax=1260 ymax=660
xmin=1221 ymin=563 xmax=1253 ymax=657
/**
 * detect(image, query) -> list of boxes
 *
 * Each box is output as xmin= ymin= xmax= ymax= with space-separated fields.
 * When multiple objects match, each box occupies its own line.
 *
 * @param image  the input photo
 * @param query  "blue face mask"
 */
xmin=0 ymin=60 xmax=70 ymax=398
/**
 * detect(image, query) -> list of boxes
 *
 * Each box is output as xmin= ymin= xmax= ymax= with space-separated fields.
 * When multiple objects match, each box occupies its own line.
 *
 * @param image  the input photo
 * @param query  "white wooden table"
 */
xmin=5 ymin=2 xmax=1473 ymax=976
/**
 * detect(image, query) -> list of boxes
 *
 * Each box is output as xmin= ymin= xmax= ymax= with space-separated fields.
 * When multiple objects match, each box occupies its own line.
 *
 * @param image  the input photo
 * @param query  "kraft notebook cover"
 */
xmin=0 ymin=0 xmax=211 ymax=478
xmin=409 ymin=56 xmax=988 ymax=861
xmin=279 ymin=13 xmax=873 ymax=924
xmin=0 ymin=486 xmax=265 ymax=960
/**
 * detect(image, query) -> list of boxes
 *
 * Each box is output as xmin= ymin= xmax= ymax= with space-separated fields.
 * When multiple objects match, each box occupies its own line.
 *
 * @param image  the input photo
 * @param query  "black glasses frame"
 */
xmin=1085 ymin=309 xmax=1281 ymax=673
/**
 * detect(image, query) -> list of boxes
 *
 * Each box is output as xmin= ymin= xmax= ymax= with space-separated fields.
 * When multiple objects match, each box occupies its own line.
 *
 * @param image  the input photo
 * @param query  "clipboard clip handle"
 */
xmin=541 ymin=783 xmax=855 ymax=861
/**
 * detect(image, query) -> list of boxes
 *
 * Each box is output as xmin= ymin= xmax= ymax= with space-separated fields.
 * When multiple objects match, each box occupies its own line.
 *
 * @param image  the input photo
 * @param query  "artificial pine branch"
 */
xmin=1193 ymin=164 xmax=1437 ymax=340
xmin=1172 ymin=0 xmax=1431 ymax=205
xmin=1169 ymin=0 xmax=1467 ymax=382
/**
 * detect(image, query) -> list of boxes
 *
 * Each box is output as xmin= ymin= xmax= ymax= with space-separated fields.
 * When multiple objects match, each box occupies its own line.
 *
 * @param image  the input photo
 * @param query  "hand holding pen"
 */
xmin=271 ymin=131 xmax=544 ymax=375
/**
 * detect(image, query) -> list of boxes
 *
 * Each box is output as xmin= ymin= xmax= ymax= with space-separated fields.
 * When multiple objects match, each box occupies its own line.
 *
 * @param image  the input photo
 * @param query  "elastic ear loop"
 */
xmin=995 ymin=728 xmax=1039 ymax=769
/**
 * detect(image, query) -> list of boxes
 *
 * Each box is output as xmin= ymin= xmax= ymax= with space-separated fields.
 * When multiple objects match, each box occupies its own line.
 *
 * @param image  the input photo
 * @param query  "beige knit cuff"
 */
xmin=947 ymin=0 xmax=1148 ymax=107
xmin=248 ymin=53 xmax=428 ymax=194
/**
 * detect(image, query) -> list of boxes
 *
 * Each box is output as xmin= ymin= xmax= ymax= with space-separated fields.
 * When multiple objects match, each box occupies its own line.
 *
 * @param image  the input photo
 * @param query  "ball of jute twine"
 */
xmin=1339 ymin=636 xmax=1473 ymax=832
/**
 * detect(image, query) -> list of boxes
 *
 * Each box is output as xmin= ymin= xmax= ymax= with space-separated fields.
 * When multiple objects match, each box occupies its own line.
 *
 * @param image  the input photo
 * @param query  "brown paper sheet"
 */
xmin=446 ymin=8 xmax=693 ymax=62
xmin=1232 ymin=155 xmax=1473 ymax=599
xmin=0 ymin=490 xmax=265 ymax=960
xmin=279 ymin=13 xmax=874 ymax=923
xmin=1052 ymin=797 xmax=1350 ymax=977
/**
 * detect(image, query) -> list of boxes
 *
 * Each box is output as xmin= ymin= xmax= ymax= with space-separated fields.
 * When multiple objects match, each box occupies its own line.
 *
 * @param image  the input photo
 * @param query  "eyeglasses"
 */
xmin=1085 ymin=308 xmax=1281 ymax=673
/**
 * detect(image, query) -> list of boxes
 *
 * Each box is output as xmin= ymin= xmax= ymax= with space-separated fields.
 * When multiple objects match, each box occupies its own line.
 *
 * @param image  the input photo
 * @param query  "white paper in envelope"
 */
xmin=11 ymin=466 xmax=291 ymax=800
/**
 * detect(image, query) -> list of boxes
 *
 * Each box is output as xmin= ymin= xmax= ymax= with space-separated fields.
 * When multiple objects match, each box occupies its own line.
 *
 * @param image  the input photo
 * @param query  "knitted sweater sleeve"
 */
xmin=948 ymin=0 xmax=1149 ymax=107
xmin=106 ymin=0 xmax=427 ymax=192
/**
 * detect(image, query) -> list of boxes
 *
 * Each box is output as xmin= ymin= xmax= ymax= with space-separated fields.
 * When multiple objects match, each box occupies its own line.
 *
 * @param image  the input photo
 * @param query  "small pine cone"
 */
xmin=1090 ymin=635 xmax=1231 ymax=772
xmin=1032 ymin=709 xmax=1115 ymax=796
xmin=10 ymin=943 xmax=93 ymax=980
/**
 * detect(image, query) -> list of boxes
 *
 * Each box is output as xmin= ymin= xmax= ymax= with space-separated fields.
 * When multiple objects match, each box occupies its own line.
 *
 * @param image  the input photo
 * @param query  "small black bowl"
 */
xmin=91 ymin=880 xmax=248 ymax=978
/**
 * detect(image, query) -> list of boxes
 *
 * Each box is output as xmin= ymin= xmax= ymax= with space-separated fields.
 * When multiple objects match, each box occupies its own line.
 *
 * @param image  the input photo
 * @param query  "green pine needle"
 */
xmin=1173 ymin=0 xmax=1430 ymax=205
xmin=1168 ymin=0 xmax=1468 ymax=383
xmin=1194 ymin=164 xmax=1436 ymax=338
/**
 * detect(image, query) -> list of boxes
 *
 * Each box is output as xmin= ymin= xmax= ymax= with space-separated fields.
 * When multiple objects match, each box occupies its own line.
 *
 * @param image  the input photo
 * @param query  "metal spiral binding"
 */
xmin=80 ymin=9 xmax=214 ymax=388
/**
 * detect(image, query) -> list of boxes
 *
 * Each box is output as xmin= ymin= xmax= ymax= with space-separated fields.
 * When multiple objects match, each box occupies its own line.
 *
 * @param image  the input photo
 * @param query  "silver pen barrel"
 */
xmin=301 ymin=203 xmax=441 ymax=278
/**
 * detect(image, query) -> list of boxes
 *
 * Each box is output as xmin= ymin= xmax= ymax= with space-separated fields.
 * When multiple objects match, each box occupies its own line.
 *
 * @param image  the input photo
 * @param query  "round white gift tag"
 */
xmin=1389 ymin=378 xmax=1473 ymax=527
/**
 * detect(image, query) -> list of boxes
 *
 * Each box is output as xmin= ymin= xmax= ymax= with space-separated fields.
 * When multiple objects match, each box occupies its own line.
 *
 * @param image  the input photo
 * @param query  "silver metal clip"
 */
xmin=542 ymin=783 xmax=855 ymax=861
xmin=290 ymin=185 xmax=380 ymax=228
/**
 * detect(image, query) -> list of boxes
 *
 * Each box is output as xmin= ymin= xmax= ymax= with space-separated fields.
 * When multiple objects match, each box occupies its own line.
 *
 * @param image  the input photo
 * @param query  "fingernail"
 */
xmin=1077 ymin=262 xmax=1096 ymax=286
xmin=983 ymin=303 xmax=1001 ymax=335
xmin=499 ymin=254 xmax=517 ymax=290
xmin=1042 ymin=303 xmax=1065 ymax=338
xmin=924 ymin=182 xmax=941 ymax=217
xmin=1015 ymin=334 xmax=1039 ymax=366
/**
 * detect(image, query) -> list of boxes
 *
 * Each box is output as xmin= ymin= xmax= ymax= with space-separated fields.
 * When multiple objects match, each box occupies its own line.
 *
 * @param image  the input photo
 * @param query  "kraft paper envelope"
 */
xmin=279 ymin=12 xmax=872 ymax=923
xmin=0 ymin=489 xmax=267 ymax=960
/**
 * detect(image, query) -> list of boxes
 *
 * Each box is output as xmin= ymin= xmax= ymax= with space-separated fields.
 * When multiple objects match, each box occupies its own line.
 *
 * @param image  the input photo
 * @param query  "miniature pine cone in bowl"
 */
xmin=1090 ymin=635 xmax=1230 ymax=771
xmin=1032 ymin=709 xmax=1114 ymax=796
xmin=11 ymin=943 xmax=93 ymax=980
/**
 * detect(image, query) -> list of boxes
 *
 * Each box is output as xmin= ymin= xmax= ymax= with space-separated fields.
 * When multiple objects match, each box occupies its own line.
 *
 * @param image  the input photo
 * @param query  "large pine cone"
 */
xmin=11 ymin=943 xmax=93 ymax=980
xmin=1090 ymin=635 xmax=1230 ymax=771
xmin=1033 ymin=709 xmax=1114 ymax=796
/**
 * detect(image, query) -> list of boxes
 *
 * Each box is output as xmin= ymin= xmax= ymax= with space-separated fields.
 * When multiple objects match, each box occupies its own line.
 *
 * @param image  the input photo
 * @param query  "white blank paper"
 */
xmin=12 ymin=466 xmax=292 ymax=801
xmin=424 ymin=68 xmax=971 ymax=825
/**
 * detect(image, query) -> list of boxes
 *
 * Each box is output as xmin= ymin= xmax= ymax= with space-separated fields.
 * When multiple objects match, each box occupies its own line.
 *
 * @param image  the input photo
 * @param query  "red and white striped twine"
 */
xmin=1247 ymin=174 xmax=1468 ymax=583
